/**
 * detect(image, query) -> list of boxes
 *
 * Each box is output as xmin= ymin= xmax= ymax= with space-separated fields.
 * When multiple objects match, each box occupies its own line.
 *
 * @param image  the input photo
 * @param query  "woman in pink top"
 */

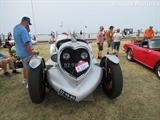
xmin=97 ymin=26 xmax=104 ymax=59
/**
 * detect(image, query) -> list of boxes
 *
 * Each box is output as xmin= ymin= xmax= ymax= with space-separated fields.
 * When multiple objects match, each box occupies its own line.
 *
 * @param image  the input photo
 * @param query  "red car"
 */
xmin=123 ymin=38 xmax=160 ymax=79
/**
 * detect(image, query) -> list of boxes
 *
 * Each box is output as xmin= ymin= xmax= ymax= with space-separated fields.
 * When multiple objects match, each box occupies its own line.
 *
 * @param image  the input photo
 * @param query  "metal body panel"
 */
xmin=47 ymin=63 xmax=103 ymax=102
xmin=29 ymin=56 xmax=43 ymax=69
xmin=123 ymin=38 xmax=160 ymax=69
xmin=106 ymin=54 xmax=120 ymax=64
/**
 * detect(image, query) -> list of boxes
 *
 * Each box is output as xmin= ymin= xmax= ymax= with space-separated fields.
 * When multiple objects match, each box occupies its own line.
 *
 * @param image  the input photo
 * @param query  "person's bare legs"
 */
xmin=0 ymin=60 xmax=7 ymax=73
xmin=23 ymin=67 xmax=29 ymax=80
xmin=113 ymin=49 xmax=117 ymax=54
xmin=98 ymin=50 xmax=102 ymax=57
xmin=116 ymin=51 xmax=119 ymax=56
xmin=100 ymin=50 xmax=102 ymax=57
xmin=21 ymin=56 xmax=31 ymax=87
xmin=0 ymin=60 xmax=11 ymax=77
xmin=5 ymin=58 xmax=21 ymax=74
xmin=5 ymin=58 xmax=16 ymax=71
xmin=107 ymin=47 xmax=109 ymax=54
xmin=22 ymin=67 xmax=28 ymax=85
xmin=107 ymin=41 xmax=112 ymax=54
xmin=112 ymin=48 xmax=115 ymax=54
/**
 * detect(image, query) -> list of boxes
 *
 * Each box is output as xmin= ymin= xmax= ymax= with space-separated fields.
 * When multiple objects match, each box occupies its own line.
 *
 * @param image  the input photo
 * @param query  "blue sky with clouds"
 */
xmin=0 ymin=0 xmax=160 ymax=34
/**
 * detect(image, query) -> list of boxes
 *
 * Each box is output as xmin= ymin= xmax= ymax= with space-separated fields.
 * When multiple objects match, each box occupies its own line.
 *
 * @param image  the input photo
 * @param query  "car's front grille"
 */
xmin=60 ymin=48 xmax=90 ymax=78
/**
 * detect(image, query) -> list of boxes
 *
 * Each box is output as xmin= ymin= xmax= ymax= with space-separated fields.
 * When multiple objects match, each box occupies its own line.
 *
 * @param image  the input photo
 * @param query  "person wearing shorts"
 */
xmin=0 ymin=52 xmax=21 ymax=77
xmin=13 ymin=16 xmax=34 ymax=88
xmin=0 ymin=59 xmax=10 ymax=77
xmin=106 ymin=26 xmax=114 ymax=54
xmin=97 ymin=26 xmax=104 ymax=59
xmin=112 ymin=28 xmax=122 ymax=57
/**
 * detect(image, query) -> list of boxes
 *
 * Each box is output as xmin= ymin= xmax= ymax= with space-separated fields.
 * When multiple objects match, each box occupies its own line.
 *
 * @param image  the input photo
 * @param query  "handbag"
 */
xmin=15 ymin=61 xmax=23 ymax=68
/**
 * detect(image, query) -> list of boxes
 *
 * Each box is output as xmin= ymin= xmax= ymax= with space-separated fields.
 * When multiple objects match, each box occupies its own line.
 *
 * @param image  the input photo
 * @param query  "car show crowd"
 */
xmin=0 ymin=16 xmax=158 ymax=84
xmin=96 ymin=25 xmax=155 ymax=59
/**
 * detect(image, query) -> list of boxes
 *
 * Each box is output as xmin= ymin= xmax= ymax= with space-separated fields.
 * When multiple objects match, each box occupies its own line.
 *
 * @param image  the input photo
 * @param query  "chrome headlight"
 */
xmin=81 ymin=52 xmax=88 ymax=59
xmin=63 ymin=53 xmax=70 ymax=60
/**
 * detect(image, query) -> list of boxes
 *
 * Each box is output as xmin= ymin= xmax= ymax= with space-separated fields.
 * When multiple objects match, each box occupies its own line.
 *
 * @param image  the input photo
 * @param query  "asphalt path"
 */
xmin=36 ymin=38 xmax=133 ymax=45
xmin=36 ymin=35 xmax=160 ymax=45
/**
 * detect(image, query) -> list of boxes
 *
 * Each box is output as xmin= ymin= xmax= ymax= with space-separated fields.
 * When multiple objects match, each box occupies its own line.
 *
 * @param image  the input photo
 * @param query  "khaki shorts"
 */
xmin=107 ymin=40 xmax=113 ymax=48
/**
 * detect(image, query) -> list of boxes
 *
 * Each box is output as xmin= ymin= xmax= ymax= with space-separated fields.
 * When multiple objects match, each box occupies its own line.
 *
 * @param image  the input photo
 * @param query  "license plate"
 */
xmin=59 ymin=89 xmax=76 ymax=101
xmin=75 ymin=62 xmax=89 ymax=73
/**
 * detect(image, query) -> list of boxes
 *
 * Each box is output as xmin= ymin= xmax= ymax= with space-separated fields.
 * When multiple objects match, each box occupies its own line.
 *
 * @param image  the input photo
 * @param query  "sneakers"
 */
xmin=4 ymin=72 xmax=11 ymax=78
xmin=12 ymin=70 xmax=21 ymax=74
xmin=26 ymin=83 xmax=28 ymax=88
xmin=22 ymin=79 xmax=28 ymax=84
xmin=22 ymin=79 xmax=28 ymax=88
xmin=112 ymin=53 xmax=118 ymax=57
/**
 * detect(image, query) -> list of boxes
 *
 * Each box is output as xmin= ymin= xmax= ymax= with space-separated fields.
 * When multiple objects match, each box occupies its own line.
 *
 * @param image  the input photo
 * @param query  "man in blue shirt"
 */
xmin=13 ymin=17 xmax=34 ymax=88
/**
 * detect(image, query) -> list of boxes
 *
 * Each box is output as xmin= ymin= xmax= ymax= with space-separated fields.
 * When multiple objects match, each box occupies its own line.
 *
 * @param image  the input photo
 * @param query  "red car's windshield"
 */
xmin=149 ymin=39 xmax=160 ymax=48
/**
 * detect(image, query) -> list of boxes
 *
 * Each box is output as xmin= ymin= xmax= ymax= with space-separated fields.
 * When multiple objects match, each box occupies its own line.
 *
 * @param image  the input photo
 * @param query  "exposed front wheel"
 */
xmin=28 ymin=60 xmax=46 ymax=104
xmin=101 ymin=59 xmax=123 ymax=99
xmin=127 ymin=49 xmax=134 ymax=61
xmin=155 ymin=62 xmax=160 ymax=80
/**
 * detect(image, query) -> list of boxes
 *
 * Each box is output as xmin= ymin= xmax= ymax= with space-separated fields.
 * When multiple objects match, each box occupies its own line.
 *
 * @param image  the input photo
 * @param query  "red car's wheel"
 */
xmin=155 ymin=62 xmax=160 ymax=80
xmin=127 ymin=49 xmax=134 ymax=61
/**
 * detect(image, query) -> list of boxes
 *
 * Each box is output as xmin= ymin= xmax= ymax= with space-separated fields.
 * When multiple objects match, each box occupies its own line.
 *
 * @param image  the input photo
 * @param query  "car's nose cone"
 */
xmin=59 ymin=48 xmax=90 ymax=78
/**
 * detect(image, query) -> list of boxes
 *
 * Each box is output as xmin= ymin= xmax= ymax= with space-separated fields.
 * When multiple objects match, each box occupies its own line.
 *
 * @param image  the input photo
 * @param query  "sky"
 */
xmin=0 ymin=0 xmax=160 ymax=35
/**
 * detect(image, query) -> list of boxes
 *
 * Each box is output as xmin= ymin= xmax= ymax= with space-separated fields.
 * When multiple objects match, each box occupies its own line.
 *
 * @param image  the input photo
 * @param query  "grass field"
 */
xmin=0 ymin=41 xmax=160 ymax=120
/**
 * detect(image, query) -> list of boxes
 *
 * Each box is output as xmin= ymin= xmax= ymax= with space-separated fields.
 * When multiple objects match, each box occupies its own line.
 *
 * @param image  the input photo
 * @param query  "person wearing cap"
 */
xmin=96 ymin=26 xmax=104 ymax=59
xmin=112 ymin=28 xmax=122 ymax=57
xmin=26 ymin=25 xmax=39 ymax=56
xmin=106 ymin=26 xmax=114 ymax=54
xmin=144 ymin=26 xmax=154 ymax=39
xmin=13 ymin=16 xmax=34 ymax=88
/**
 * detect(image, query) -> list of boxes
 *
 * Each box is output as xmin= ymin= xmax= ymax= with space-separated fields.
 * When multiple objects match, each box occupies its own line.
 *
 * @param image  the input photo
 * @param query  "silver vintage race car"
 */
xmin=28 ymin=32 xmax=123 ymax=104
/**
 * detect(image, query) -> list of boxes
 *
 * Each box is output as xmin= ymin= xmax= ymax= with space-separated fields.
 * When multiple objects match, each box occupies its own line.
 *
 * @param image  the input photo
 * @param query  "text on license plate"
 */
xmin=75 ymin=62 xmax=89 ymax=73
xmin=59 ymin=89 xmax=76 ymax=101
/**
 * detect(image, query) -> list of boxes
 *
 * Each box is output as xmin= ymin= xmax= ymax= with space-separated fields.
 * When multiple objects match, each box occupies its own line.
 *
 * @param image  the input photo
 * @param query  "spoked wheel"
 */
xmin=101 ymin=59 xmax=123 ymax=99
xmin=127 ymin=49 xmax=134 ymax=61
xmin=28 ymin=60 xmax=46 ymax=104
xmin=155 ymin=62 xmax=160 ymax=80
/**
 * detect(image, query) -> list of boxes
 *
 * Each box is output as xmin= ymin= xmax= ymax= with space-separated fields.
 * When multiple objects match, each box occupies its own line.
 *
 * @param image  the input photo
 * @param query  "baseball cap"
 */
xmin=22 ymin=17 xmax=32 ymax=25
xmin=109 ymin=26 xmax=114 ymax=29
